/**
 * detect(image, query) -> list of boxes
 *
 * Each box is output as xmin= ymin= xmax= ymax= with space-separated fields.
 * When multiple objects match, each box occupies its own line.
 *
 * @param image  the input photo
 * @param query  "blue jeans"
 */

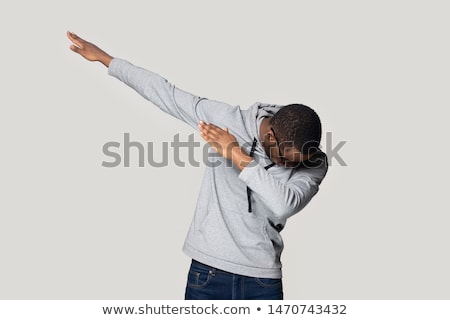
xmin=185 ymin=260 xmax=283 ymax=300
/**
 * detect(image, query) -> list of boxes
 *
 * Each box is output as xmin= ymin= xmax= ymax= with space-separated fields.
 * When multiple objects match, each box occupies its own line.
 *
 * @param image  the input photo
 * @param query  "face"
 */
xmin=263 ymin=127 xmax=315 ymax=168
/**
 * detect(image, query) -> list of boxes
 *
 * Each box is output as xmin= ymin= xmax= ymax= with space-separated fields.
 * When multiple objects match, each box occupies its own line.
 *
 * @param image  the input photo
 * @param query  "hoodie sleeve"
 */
xmin=108 ymin=58 xmax=238 ymax=129
xmin=239 ymin=153 xmax=328 ymax=220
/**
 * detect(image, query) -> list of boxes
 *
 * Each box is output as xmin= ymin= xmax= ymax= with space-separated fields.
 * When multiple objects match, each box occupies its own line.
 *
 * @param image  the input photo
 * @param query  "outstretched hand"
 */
xmin=198 ymin=121 xmax=253 ymax=171
xmin=67 ymin=31 xmax=113 ymax=67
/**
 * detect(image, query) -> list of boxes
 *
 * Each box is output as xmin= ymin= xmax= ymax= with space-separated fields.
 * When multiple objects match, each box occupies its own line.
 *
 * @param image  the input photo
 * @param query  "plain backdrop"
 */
xmin=0 ymin=0 xmax=449 ymax=299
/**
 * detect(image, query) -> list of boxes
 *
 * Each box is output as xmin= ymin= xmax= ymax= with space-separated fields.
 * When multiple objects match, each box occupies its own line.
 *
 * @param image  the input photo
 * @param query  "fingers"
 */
xmin=198 ymin=121 xmax=240 ymax=161
xmin=198 ymin=120 xmax=223 ymax=133
xmin=67 ymin=31 xmax=84 ymax=49
xmin=67 ymin=31 xmax=80 ymax=42
xmin=198 ymin=125 xmax=214 ymax=141
xmin=198 ymin=121 xmax=220 ymax=141
xmin=69 ymin=44 xmax=79 ymax=53
xmin=198 ymin=122 xmax=221 ymax=154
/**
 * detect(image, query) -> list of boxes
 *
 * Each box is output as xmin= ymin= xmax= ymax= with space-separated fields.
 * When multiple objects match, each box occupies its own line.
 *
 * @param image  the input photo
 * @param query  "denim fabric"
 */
xmin=185 ymin=260 xmax=283 ymax=300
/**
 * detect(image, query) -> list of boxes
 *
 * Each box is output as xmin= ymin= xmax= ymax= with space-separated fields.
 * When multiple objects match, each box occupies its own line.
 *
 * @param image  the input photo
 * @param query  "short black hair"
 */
xmin=270 ymin=104 xmax=322 ymax=154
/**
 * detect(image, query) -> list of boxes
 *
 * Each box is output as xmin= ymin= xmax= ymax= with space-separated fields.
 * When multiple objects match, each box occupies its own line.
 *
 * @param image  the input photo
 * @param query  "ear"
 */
xmin=267 ymin=129 xmax=277 ymax=143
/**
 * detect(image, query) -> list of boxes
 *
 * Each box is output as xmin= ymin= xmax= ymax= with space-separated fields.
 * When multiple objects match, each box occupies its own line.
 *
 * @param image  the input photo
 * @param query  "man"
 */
xmin=67 ymin=31 xmax=328 ymax=300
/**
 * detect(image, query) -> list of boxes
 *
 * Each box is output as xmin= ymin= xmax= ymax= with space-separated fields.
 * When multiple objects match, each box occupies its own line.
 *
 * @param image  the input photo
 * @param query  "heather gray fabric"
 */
xmin=108 ymin=58 xmax=328 ymax=278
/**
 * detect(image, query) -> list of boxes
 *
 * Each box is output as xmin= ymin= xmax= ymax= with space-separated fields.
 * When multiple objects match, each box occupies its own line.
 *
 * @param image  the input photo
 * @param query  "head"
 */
xmin=260 ymin=104 xmax=322 ymax=167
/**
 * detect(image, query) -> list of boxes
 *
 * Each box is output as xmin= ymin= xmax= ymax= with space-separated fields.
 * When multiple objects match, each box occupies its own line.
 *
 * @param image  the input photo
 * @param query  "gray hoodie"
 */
xmin=108 ymin=58 xmax=328 ymax=279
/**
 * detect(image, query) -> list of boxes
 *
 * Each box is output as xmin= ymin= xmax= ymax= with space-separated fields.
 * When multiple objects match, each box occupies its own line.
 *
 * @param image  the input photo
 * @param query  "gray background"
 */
xmin=1 ymin=0 xmax=449 ymax=299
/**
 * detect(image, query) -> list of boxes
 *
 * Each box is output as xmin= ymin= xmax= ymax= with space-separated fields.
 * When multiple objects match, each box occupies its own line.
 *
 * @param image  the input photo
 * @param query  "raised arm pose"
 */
xmin=67 ymin=31 xmax=328 ymax=300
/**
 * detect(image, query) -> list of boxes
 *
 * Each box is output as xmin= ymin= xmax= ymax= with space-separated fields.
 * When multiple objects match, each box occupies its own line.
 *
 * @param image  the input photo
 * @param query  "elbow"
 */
xmin=272 ymin=185 xmax=318 ymax=220
xmin=272 ymin=199 xmax=302 ymax=220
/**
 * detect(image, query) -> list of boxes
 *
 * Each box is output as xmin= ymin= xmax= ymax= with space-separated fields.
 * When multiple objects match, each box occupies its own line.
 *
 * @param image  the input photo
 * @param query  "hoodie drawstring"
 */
xmin=247 ymin=138 xmax=275 ymax=213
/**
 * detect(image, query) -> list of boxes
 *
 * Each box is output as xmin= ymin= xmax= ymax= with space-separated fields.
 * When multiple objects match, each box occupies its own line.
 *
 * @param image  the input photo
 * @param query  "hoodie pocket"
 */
xmin=263 ymin=220 xmax=284 ymax=259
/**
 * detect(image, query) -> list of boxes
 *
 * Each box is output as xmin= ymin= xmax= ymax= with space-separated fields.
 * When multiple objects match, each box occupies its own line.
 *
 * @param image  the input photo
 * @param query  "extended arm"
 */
xmin=67 ymin=32 xmax=239 ymax=130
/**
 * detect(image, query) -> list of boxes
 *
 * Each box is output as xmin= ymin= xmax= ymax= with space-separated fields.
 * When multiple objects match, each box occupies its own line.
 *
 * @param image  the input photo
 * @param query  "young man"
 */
xmin=67 ymin=31 xmax=328 ymax=300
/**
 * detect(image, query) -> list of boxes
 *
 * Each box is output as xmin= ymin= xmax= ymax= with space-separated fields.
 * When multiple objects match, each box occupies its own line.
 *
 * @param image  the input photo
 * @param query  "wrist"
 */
xmin=99 ymin=53 xmax=113 ymax=67
xmin=232 ymin=147 xmax=253 ymax=171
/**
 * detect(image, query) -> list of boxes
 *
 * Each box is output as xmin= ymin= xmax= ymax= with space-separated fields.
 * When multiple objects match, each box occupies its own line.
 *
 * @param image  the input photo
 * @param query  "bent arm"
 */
xmin=239 ymin=153 xmax=328 ymax=221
